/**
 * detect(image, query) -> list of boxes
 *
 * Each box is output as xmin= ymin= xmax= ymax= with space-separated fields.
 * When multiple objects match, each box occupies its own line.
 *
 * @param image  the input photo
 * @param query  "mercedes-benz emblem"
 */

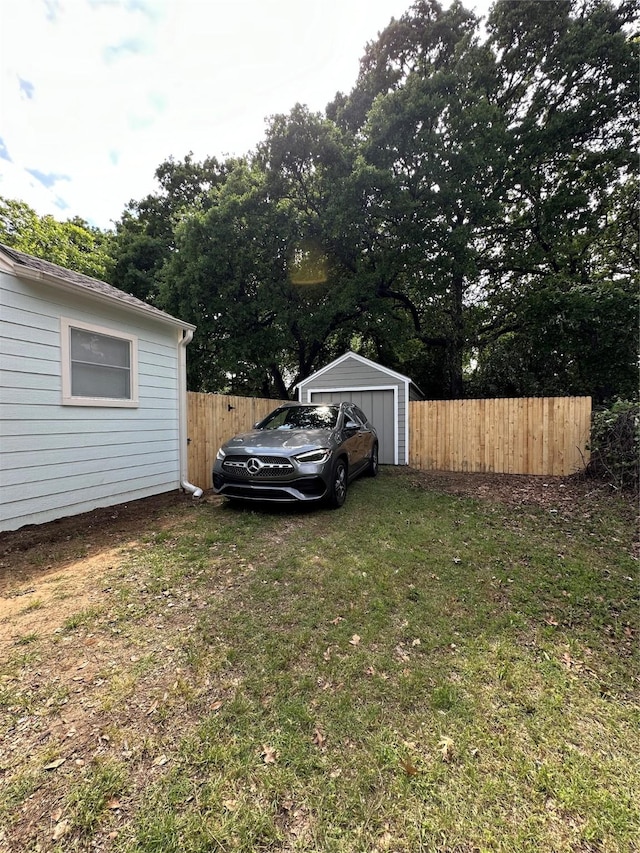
xmin=246 ymin=457 xmax=263 ymax=474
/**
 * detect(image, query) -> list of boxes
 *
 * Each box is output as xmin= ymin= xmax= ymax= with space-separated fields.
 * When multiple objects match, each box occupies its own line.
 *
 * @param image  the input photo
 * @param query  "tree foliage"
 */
xmin=110 ymin=0 xmax=638 ymax=400
xmin=107 ymin=153 xmax=229 ymax=303
xmin=0 ymin=196 xmax=111 ymax=280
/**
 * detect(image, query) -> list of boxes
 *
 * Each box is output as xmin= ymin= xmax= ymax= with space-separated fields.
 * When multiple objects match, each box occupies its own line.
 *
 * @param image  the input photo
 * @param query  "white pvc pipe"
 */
xmin=181 ymin=479 xmax=203 ymax=499
xmin=178 ymin=328 xmax=203 ymax=499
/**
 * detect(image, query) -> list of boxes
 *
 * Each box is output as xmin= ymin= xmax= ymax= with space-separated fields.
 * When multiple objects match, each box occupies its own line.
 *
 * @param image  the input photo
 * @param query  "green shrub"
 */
xmin=587 ymin=399 xmax=639 ymax=491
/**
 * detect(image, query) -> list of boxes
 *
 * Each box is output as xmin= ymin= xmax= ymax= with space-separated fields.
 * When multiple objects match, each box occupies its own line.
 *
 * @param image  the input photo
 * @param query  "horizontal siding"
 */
xmin=0 ymin=271 xmax=184 ymax=531
xmin=1 ymin=428 xmax=177 ymax=449
xmin=2 ymin=442 xmax=178 ymax=486
xmin=303 ymin=358 xmax=399 ymax=391
xmin=2 ymin=456 xmax=178 ymax=498
xmin=3 ymin=353 xmax=59 ymax=375
xmin=2 ymin=316 xmax=59 ymax=348
xmin=2 ymin=478 xmax=178 ymax=530
xmin=2 ymin=387 xmax=178 ymax=406
xmin=1 ymin=418 xmax=177 ymax=435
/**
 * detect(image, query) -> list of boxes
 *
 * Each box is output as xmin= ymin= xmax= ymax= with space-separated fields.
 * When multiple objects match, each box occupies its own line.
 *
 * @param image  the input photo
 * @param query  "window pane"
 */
xmin=70 ymin=328 xmax=132 ymax=399
xmin=71 ymin=329 xmax=130 ymax=368
xmin=71 ymin=363 xmax=131 ymax=398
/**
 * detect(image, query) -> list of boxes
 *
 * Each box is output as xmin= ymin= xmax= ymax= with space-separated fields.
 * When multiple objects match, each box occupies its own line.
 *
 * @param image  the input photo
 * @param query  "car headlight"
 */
xmin=295 ymin=448 xmax=331 ymax=464
xmin=215 ymin=447 xmax=226 ymax=461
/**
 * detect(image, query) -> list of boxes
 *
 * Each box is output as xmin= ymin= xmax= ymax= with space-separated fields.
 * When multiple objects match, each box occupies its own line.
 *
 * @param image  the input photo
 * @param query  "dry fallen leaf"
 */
xmin=394 ymin=644 xmax=410 ymax=662
xmin=106 ymin=798 xmax=121 ymax=810
xmin=561 ymin=652 xmax=584 ymax=671
xmin=439 ymin=737 xmax=455 ymax=763
xmin=261 ymin=744 xmax=278 ymax=764
xmin=52 ymin=820 xmax=70 ymax=841
xmin=153 ymin=754 xmax=168 ymax=766
xmin=399 ymin=756 xmax=419 ymax=776
xmin=211 ymin=700 xmax=224 ymax=711
xmin=349 ymin=634 xmax=361 ymax=646
xmin=378 ymin=829 xmax=394 ymax=849
xmin=44 ymin=758 xmax=66 ymax=771
xmin=312 ymin=728 xmax=327 ymax=750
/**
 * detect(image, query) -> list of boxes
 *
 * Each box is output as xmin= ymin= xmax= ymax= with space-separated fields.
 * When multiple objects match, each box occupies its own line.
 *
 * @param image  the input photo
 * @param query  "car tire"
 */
xmin=328 ymin=459 xmax=348 ymax=509
xmin=367 ymin=443 xmax=379 ymax=477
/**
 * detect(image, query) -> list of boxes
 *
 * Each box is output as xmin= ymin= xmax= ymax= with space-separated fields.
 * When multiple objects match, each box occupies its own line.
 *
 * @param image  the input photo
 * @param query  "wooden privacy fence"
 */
xmin=187 ymin=392 xmax=287 ymax=490
xmin=187 ymin=393 xmax=592 ymax=488
xmin=409 ymin=396 xmax=591 ymax=476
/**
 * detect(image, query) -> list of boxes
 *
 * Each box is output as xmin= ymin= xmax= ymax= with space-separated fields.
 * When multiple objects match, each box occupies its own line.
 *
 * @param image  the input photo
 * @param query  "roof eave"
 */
xmin=10 ymin=262 xmax=196 ymax=331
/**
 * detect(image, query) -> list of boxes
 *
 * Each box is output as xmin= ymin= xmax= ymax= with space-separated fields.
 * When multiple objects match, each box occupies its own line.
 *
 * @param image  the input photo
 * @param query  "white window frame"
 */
xmin=61 ymin=318 xmax=139 ymax=408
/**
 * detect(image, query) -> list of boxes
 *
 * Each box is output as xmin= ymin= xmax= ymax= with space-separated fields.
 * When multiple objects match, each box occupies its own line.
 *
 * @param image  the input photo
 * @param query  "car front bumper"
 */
xmin=212 ymin=452 xmax=332 ymax=502
xmin=212 ymin=471 xmax=329 ymax=502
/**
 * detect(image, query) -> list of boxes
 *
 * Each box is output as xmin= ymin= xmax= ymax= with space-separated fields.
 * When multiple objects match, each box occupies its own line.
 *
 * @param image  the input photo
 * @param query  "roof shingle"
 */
xmin=0 ymin=242 xmax=193 ymax=329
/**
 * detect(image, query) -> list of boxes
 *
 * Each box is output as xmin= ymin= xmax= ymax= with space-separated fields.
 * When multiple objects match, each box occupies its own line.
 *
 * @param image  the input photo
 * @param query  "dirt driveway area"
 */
xmin=0 ymin=492 xmax=209 ymax=650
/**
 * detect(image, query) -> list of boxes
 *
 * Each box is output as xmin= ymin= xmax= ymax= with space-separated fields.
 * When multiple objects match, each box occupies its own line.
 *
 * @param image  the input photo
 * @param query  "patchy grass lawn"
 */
xmin=0 ymin=469 xmax=638 ymax=853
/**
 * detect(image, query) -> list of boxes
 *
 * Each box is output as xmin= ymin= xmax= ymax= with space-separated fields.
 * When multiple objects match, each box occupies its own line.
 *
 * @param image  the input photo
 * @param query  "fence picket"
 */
xmin=186 ymin=393 xmax=592 ymax=488
xmin=407 ymin=396 xmax=590 ymax=477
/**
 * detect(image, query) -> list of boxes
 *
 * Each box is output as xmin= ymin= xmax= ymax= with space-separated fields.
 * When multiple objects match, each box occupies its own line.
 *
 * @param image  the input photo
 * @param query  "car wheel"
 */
xmin=367 ymin=443 xmax=379 ymax=477
xmin=328 ymin=459 xmax=348 ymax=508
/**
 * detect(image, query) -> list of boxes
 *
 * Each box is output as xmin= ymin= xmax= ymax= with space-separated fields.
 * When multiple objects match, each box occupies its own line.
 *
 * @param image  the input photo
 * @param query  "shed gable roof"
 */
xmin=297 ymin=350 xmax=421 ymax=392
xmin=0 ymin=243 xmax=194 ymax=330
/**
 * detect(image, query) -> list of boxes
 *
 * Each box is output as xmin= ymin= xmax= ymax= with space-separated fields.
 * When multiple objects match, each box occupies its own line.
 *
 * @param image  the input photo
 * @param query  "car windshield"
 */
xmin=259 ymin=406 xmax=339 ymax=431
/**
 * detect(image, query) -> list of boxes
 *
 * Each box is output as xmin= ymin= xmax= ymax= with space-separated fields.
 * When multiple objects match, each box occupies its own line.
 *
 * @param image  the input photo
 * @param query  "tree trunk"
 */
xmin=446 ymin=269 xmax=465 ymax=399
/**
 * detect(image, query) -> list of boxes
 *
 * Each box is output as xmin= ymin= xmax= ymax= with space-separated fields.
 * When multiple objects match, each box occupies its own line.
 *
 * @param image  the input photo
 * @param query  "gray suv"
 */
xmin=212 ymin=402 xmax=378 ymax=508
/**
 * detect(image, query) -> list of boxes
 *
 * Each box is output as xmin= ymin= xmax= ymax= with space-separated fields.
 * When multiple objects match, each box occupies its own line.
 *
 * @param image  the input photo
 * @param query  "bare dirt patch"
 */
xmin=0 ymin=548 xmax=131 ymax=645
xmin=403 ymin=468 xmax=627 ymax=511
xmin=0 ymin=492 xmax=192 ymax=596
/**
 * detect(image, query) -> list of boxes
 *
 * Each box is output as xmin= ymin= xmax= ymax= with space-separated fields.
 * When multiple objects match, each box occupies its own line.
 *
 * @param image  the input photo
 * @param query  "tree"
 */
xmin=0 ymin=196 xmax=111 ymax=280
xmin=108 ymin=153 xmax=229 ymax=302
xmin=469 ymin=0 xmax=639 ymax=402
xmin=160 ymin=109 xmax=376 ymax=396
xmin=327 ymin=0 xmax=638 ymax=399
xmin=112 ymin=0 xmax=638 ymax=402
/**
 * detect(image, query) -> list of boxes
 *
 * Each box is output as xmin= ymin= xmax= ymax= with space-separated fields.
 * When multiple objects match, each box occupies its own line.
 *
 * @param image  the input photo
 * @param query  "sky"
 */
xmin=0 ymin=0 xmax=490 ymax=232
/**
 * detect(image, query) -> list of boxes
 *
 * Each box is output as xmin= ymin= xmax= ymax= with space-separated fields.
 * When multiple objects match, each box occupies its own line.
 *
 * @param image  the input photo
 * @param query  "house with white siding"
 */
xmin=0 ymin=243 xmax=199 ymax=533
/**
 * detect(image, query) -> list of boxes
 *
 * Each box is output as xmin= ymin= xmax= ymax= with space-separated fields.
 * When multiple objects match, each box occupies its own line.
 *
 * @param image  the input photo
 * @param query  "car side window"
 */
xmin=353 ymin=407 xmax=368 ymax=426
xmin=347 ymin=407 xmax=365 ymax=427
xmin=344 ymin=406 xmax=361 ymax=429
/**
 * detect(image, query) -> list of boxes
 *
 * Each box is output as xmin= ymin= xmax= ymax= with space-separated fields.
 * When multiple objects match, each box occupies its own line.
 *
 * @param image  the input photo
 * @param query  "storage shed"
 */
xmin=297 ymin=351 xmax=423 ymax=465
xmin=0 ymin=243 xmax=199 ymax=533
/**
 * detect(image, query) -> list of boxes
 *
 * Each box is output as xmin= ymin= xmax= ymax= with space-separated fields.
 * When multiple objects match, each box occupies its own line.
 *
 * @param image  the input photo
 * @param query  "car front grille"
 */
xmin=222 ymin=455 xmax=294 ymax=479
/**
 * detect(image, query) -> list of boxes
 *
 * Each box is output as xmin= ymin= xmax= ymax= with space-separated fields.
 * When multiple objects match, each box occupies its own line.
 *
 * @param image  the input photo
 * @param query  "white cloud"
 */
xmin=0 ymin=0 xmax=491 ymax=230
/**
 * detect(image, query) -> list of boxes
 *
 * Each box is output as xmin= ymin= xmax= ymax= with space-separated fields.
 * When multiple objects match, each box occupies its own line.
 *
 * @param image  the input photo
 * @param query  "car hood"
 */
xmin=223 ymin=428 xmax=335 ymax=453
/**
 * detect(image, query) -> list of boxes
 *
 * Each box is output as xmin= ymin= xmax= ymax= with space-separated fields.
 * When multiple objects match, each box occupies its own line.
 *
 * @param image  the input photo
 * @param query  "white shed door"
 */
xmin=309 ymin=390 xmax=396 ymax=465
